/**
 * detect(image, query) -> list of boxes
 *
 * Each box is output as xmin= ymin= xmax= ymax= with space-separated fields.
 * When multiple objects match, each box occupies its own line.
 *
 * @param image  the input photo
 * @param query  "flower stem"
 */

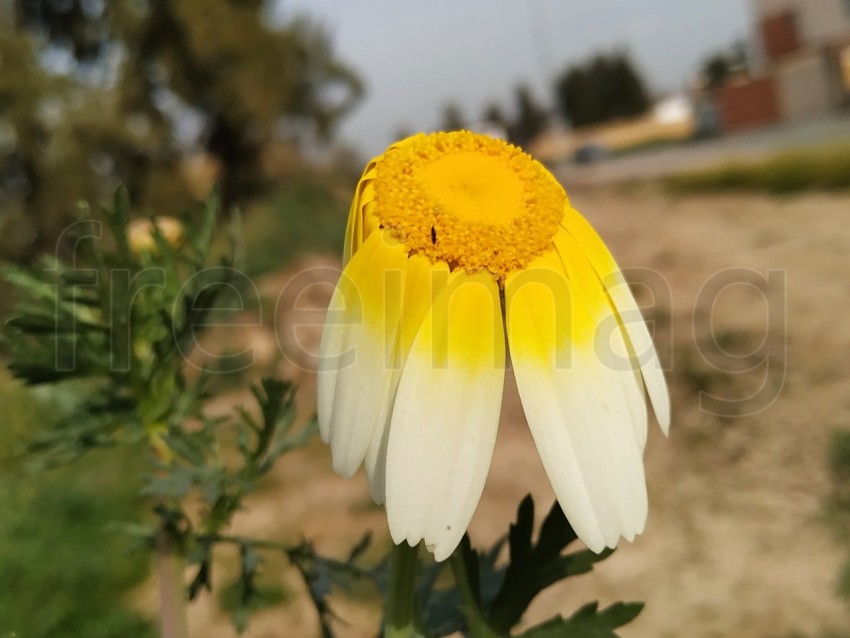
xmin=157 ymin=531 xmax=189 ymax=638
xmin=449 ymin=548 xmax=501 ymax=638
xmin=384 ymin=542 xmax=420 ymax=638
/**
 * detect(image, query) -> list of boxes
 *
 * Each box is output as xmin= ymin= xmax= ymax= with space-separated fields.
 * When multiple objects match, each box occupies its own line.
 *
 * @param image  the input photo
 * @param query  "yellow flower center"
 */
xmin=374 ymin=131 xmax=566 ymax=280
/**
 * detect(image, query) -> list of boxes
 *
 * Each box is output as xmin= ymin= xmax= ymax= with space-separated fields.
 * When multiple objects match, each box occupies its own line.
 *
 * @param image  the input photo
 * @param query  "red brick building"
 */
xmin=720 ymin=0 xmax=850 ymax=131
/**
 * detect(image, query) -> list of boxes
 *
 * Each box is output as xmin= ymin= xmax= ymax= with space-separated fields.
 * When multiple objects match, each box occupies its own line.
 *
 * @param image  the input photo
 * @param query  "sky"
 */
xmin=276 ymin=0 xmax=753 ymax=156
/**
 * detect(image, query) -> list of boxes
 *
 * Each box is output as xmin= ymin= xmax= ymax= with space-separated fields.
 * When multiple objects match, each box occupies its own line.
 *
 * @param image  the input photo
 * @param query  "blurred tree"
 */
xmin=440 ymin=103 xmax=465 ymax=132
xmin=0 ymin=28 xmax=64 ymax=261
xmin=702 ymin=55 xmax=733 ymax=90
xmin=508 ymin=85 xmax=549 ymax=148
xmin=554 ymin=51 xmax=650 ymax=127
xmin=699 ymin=40 xmax=750 ymax=91
xmin=392 ymin=126 xmax=414 ymax=142
xmin=1 ymin=1 xmax=363 ymax=260
xmin=481 ymin=103 xmax=510 ymax=132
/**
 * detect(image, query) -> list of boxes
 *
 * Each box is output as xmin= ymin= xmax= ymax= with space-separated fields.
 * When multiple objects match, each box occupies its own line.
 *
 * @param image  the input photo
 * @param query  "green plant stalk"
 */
xmin=157 ymin=531 xmax=189 ymax=638
xmin=449 ymin=549 xmax=501 ymax=638
xmin=384 ymin=542 xmax=420 ymax=638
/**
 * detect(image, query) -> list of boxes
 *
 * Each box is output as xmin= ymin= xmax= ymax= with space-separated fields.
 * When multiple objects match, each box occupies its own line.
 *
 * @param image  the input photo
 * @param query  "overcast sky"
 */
xmin=276 ymin=1 xmax=753 ymax=156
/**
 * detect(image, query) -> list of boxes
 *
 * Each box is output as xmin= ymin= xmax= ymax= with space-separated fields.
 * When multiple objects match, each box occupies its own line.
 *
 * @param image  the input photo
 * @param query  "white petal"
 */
xmin=506 ymin=250 xmax=647 ymax=552
xmin=604 ymin=274 xmax=670 ymax=435
xmin=385 ymin=271 xmax=505 ymax=561
xmin=553 ymin=231 xmax=649 ymax=452
xmin=317 ymin=231 xmax=407 ymax=477
xmin=561 ymin=207 xmax=670 ymax=433
xmin=362 ymin=256 xmax=450 ymax=504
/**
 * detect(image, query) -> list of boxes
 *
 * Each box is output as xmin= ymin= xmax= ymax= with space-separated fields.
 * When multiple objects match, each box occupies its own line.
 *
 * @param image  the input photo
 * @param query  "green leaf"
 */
xmin=149 ymin=215 xmax=179 ymax=269
xmin=257 ymin=419 xmax=317 ymax=476
xmin=108 ymin=521 xmax=156 ymax=542
xmin=186 ymin=538 xmax=217 ymax=601
xmin=286 ymin=538 xmax=376 ymax=638
xmin=14 ymin=391 xmax=134 ymax=466
xmin=519 ymin=602 xmax=644 ymax=638
xmin=485 ymin=497 xmax=614 ymax=632
xmin=346 ymin=532 xmax=372 ymax=563
xmin=186 ymin=194 xmax=219 ymax=268
xmin=412 ymin=496 xmax=629 ymax=637
xmin=61 ymin=269 xmax=100 ymax=287
xmin=419 ymin=574 xmax=464 ymax=638
xmin=104 ymin=186 xmax=132 ymax=257
xmin=141 ymin=467 xmax=194 ymax=499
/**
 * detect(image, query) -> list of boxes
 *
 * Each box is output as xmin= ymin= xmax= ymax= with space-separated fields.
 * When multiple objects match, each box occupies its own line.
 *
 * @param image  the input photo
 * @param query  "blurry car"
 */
xmin=573 ymin=143 xmax=611 ymax=164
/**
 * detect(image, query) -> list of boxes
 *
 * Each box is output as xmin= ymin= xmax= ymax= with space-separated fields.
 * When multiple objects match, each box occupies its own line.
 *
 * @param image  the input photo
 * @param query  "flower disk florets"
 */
xmin=374 ymin=131 xmax=566 ymax=280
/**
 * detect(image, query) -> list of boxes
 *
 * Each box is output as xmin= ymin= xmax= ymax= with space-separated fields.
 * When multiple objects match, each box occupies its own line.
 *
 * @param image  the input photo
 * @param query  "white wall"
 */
xmin=776 ymin=51 xmax=835 ymax=118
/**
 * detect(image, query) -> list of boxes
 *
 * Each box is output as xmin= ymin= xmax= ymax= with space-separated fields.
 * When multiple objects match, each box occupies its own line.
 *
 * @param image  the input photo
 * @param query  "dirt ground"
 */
xmin=152 ymin=188 xmax=850 ymax=637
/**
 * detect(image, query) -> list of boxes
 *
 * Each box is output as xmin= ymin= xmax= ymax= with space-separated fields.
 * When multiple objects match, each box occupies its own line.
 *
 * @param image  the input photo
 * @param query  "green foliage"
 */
xmin=0 ymin=454 xmax=156 ymax=638
xmin=1 ymin=0 xmax=363 ymax=261
xmin=486 ymin=498 xmax=615 ymax=631
xmin=0 ymin=188 xmax=365 ymax=634
xmin=2 ymin=188 xmax=226 ymax=458
xmin=554 ymin=51 xmax=651 ymax=128
xmin=0 ymin=371 xmax=155 ymax=638
xmin=240 ymin=181 xmax=347 ymax=276
xmin=218 ymin=578 xmax=288 ymax=631
xmin=519 ymin=602 xmax=643 ymax=638
xmin=384 ymin=496 xmax=641 ymax=638
xmin=286 ymin=536 xmax=376 ymax=637
xmin=663 ymin=145 xmax=850 ymax=194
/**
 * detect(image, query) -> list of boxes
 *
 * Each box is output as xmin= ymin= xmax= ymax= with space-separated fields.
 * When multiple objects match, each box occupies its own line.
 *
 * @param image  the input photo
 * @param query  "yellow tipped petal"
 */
xmin=553 ymin=229 xmax=649 ymax=451
xmin=363 ymin=255 xmax=450 ymax=504
xmin=506 ymin=246 xmax=647 ymax=551
xmin=561 ymin=206 xmax=670 ymax=433
xmin=385 ymin=271 xmax=505 ymax=561
xmin=317 ymin=230 xmax=407 ymax=477
xmin=343 ymin=164 xmax=378 ymax=265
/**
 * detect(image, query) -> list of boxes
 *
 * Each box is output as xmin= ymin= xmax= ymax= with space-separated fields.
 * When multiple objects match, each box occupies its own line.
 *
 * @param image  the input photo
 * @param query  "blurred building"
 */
xmin=720 ymin=0 xmax=850 ymax=131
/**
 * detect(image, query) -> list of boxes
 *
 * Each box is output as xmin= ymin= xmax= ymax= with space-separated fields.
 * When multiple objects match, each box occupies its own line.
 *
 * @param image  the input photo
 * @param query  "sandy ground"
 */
xmin=147 ymin=188 xmax=850 ymax=637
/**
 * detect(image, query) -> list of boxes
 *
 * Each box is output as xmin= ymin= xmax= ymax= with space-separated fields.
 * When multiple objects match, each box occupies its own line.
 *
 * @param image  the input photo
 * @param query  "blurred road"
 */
xmin=555 ymin=112 xmax=850 ymax=186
